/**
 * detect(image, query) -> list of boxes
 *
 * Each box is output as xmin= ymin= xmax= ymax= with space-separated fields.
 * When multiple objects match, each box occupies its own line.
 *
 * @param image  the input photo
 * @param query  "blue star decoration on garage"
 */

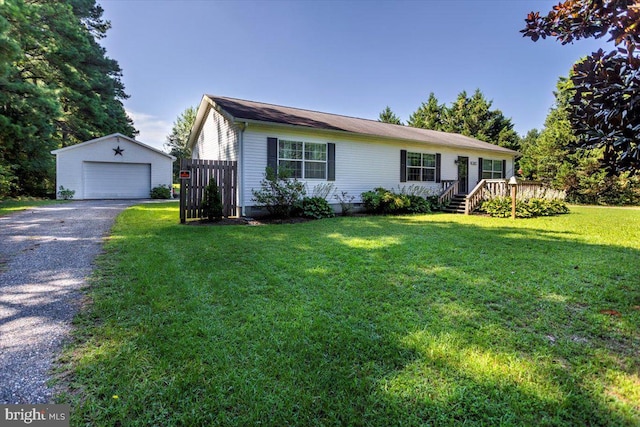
xmin=113 ymin=145 xmax=124 ymax=156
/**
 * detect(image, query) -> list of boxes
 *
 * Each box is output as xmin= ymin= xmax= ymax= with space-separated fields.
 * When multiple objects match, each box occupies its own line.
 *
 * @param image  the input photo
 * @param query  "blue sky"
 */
xmin=98 ymin=0 xmax=611 ymax=151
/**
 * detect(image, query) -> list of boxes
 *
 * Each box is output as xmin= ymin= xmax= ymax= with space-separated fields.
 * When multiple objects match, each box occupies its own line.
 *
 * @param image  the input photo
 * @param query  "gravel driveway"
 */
xmin=0 ymin=200 xmax=142 ymax=403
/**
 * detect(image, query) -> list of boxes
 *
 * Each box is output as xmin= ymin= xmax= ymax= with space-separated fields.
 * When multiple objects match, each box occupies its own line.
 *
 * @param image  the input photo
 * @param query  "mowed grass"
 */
xmin=0 ymin=198 xmax=65 ymax=216
xmin=60 ymin=205 xmax=640 ymax=426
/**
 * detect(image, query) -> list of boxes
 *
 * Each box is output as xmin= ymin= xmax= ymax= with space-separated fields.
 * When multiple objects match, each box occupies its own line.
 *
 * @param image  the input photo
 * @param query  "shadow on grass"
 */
xmin=65 ymin=209 xmax=640 ymax=426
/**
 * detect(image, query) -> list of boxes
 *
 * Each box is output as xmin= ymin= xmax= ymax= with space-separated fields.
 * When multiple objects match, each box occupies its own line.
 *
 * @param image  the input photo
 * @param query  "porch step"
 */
xmin=441 ymin=194 xmax=467 ymax=214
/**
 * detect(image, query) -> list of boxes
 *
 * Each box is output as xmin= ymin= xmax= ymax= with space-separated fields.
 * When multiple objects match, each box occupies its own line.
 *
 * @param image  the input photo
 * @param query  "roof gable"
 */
xmin=51 ymin=133 xmax=175 ymax=159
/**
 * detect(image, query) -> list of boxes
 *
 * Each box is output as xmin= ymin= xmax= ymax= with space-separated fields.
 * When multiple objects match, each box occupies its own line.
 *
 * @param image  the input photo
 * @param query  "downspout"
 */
xmin=237 ymin=121 xmax=247 ymax=217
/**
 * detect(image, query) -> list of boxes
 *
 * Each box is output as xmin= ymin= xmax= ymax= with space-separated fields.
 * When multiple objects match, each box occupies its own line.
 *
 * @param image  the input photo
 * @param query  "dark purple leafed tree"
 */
xmin=521 ymin=0 xmax=640 ymax=175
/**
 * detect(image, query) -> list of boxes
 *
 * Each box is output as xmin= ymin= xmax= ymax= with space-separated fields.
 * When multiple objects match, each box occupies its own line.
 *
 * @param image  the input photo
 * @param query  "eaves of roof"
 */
xmin=51 ymin=133 xmax=176 ymax=160
xmin=203 ymin=95 xmax=521 ymax=156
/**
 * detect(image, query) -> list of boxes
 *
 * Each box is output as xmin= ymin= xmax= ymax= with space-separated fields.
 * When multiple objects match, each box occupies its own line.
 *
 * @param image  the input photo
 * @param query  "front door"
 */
xmin=457 ymin=156 xmax=469 ymax=194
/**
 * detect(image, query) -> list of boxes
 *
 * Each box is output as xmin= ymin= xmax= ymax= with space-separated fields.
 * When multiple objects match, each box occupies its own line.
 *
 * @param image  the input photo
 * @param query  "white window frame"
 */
xmin=278 ymin=140 xmax=327 ymax=180
xmin=407 ymin=152 xmax=436 ymax=182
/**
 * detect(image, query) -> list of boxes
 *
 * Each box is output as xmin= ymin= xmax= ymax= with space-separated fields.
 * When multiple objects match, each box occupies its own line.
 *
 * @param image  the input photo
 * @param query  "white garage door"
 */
xmin=83 ymin=162 xmax=151 ymax=199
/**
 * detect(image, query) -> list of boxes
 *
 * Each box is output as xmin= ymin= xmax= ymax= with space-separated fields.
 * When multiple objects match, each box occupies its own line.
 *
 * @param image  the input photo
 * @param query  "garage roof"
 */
xmin=51 ymin=133 xmax=176 ymax=159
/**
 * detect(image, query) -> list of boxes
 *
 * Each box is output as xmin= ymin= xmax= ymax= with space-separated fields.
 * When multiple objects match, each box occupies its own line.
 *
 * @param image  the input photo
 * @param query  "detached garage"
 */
xmin=51 ymin=133 xmax=175 ymax=199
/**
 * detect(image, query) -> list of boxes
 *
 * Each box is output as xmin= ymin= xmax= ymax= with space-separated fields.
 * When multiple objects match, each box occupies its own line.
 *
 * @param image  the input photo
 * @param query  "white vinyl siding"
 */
xmin=211 ymin=124 xmax=515 ymax=213
xmin=242 ymin=128 xmax=441 ymax=207
xmin=83 ymin=162 xmax=151 ymax=199
xmin=52 ymin=134 xmax=174 ymax=199
xmin=193 ymin=108 xmax=239 ymax=161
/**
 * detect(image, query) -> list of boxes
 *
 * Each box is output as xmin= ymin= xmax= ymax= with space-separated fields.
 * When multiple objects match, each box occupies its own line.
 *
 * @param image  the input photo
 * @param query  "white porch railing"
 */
xmin=438 ymin=180 xmax=459 ymax=207
xmin=464 ymin=179 xmax=544 ymax=215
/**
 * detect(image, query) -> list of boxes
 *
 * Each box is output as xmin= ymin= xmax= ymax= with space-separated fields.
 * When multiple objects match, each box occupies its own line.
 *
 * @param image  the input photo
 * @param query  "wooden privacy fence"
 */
xmin=179 ymin=159 xmax=237 ymax=223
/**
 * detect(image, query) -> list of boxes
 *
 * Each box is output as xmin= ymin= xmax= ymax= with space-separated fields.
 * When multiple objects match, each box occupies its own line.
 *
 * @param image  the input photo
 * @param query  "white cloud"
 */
xmin=126 ymin=110 xmax=172 ymax=152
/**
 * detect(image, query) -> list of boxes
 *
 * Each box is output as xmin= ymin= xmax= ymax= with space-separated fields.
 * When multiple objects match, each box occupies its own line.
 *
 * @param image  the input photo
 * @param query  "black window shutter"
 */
xmin=478 ymin=157 xmax=483 ymax=181
xmin=435 ymin=153 xmax=441 ymax=183
xmin=267 ymin=137 xmax=278 ymax=174
xmin=327 ymin=143 xmax=335 ymax=181
xmin=502 ymin=159 xmax=507 ymax=178
xmin=400 ymin=150 xmax=407 ymax=182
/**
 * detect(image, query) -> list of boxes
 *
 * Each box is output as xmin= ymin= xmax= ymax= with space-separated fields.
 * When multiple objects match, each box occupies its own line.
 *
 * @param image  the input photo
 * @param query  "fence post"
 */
xmin=179 ymin=158 xmax=187 ymax=224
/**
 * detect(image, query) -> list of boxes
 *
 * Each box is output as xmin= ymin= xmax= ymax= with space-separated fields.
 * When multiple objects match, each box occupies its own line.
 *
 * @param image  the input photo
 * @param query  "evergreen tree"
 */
xmin=165 ymin=106 xmax=196 ymax=179
xmin=517 ymin=128 xmax=541 ymax=178
xmin=491 ymin=113 xmax=520 ymax=151
xmin=44 ymin=0 xmax=136 ymax=146
xmin=0 ymin=13 xmax=20 ymax=197
xmin=520 ymin=78 xmax=579 ymax=187
xmin=409 ymin=89 xmax=519 ymax=150
xmin=201 ymin=179 xmax=223 ymax=221
xmin=406 ymin=92 xmax=443 ymax=129
xmin=0 ymin=3 xmax=60 ymax=195
xmin=518 ymin=76 xmax=640 ymax=204
xmin=378 ymin=106 xmax=402 ymax=125
xmin=441 ymin=90 xmax=471 ymax=135
xmin=0 ymin=0 xmax=136 ymax=196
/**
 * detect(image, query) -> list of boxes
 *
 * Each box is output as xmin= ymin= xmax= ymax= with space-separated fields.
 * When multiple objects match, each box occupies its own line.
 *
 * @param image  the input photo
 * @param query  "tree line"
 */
xmin=376 ymin=1 xmax=639 ymax=205
xmin=379 ymin=89 xmax=520 ymax=152
xmin=520 ymin=76 xmax=639 ymax=205
xmin=519 ymin=0 xmax=639 ymax=204
xmin=0 ymin=0 xmax=135 ymax=198
xmin=378 ymin=80 xmax=638 ymax=205
xmin=1 ymin=0 xmax=637 ymax=205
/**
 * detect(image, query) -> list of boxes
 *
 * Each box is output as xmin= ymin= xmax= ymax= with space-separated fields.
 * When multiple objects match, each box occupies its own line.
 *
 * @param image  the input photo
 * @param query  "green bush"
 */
xmin=57 ymin=186 xmax=75 ymax=200
xmin=298 ymin=196 xmax=335 ymax=219
xmin=481 ymin=196 xmax=569 ymax=218
xmin=361 ymin=187 xmax=434 ymax=215
xmin=201 ymin=180 xmax=223 ymax=221
xmin=0 ymin=164 xmax=16 ymax=199
xmin=251 ymin=167 xmax=306 ymax=218
xmin=362 ymin=187 xmax=405 ymax=214
xmin=406 ymin=195 xmax=432 ymax=214
xmin=150 ymin=185 xmax=171 ymax=199
xmin=480 ymin=197 xmax=511 ymax=217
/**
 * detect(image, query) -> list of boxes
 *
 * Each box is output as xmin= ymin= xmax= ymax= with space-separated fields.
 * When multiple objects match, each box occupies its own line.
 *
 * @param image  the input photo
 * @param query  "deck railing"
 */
xmin=438 ymin=180 xmax=459 ymax=207
xmin=464 ymin=179 xmax=545 ymax=215
xmin=465 ymin=179 xmax=488 ymax=214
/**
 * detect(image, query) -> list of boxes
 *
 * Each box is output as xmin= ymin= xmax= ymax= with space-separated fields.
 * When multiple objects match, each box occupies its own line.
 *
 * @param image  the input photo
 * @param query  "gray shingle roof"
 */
xmin=207 ymin=95 xmax=519 ymax=155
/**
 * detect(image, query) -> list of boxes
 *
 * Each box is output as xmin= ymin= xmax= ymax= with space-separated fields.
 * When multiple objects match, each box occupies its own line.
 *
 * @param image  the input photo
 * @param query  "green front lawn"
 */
xmin=0 ymin=198 xmax=64 ymax=216
xmin=60 ymin=205 xmax=640 ymax=426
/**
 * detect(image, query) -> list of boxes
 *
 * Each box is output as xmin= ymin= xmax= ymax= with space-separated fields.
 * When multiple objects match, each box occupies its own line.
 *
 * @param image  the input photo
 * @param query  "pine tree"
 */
xmin=406 ymin=93 xmax=443 ymax=129
xmin=409 ymin=89 xmax=519 ymax=150
xmin=518 ymin=76 xmax=640 ymax=204
xmin=0 ymin=0 xmax=136 ymax=196
xmin=517 ymin=128 xmax=541 ymax=178
xmin=201 ymin=179 xmax=223 ymax=221
xmin=165 ymin=106 xmax=196 ymax=179
xmin=0 ymin=3 xmax=60 ymax=195
xmin=378 ymin=106 xmax=402 ymax=125
xmin=519 ymin=78 xmax=575 ymax=186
